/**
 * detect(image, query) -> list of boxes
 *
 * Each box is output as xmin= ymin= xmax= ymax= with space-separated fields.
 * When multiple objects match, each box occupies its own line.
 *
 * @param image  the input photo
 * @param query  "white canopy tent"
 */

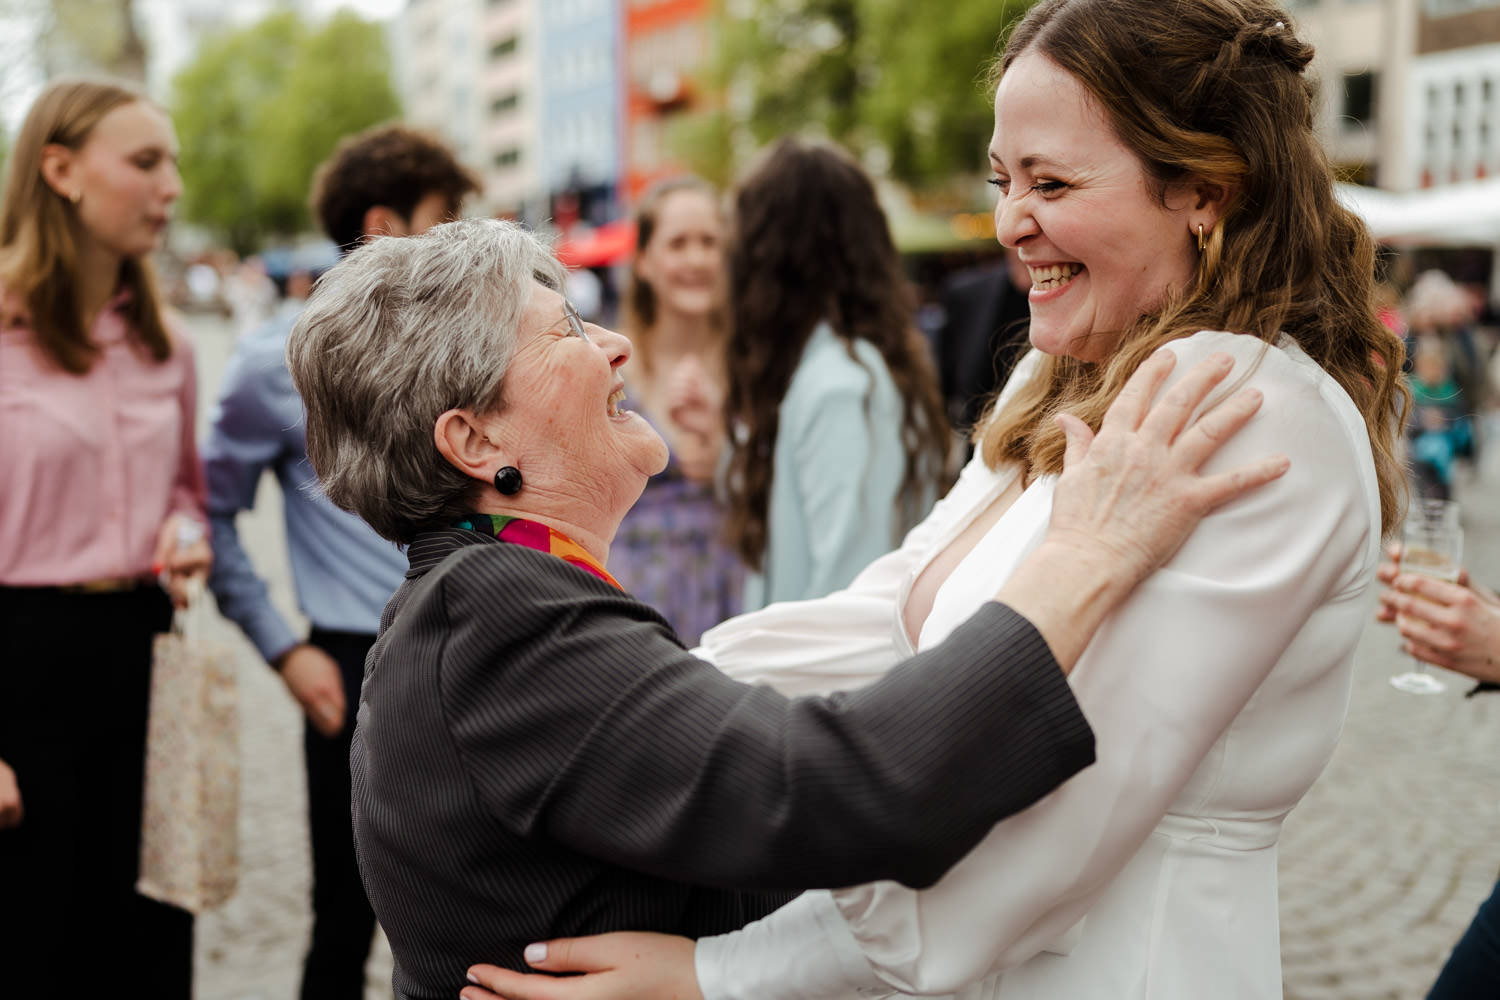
xmin=1336 ymin=179 xmax=1500 ymax=247
xmin=1336 ymin=179 xmax=1500 ymax=300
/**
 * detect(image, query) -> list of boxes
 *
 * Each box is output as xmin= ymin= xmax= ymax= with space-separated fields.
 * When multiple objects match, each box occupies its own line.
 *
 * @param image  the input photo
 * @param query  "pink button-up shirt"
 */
xmin=0 ymin=288 xmax=207 ymax=586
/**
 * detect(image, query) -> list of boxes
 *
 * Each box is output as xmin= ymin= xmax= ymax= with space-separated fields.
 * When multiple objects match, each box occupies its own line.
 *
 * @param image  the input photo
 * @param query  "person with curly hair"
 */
xmin=201 ymin=122 xmax=479 ymax=1000
xmin=719 ymin=139 xmax=952 ymax=611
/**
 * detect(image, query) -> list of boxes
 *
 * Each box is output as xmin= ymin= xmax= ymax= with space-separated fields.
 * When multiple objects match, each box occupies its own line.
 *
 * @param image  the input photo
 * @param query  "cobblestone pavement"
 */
xmin=185 ymin=313 xmax=1500 ymax=999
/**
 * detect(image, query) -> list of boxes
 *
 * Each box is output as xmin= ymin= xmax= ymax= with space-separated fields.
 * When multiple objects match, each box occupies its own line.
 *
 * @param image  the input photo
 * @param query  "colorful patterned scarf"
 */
xmin=455 ymin=513 xmax=623 ymax=590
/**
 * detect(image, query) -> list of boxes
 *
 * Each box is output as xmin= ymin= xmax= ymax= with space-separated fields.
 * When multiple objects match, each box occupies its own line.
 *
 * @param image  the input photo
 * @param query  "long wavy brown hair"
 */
xmin=979 ymin=0 xmax=1408 ymax=535
xmin=0 ymin=78 xmax=172 ymax=374
xmin=722 ymin=139 xmax=951 ymax=570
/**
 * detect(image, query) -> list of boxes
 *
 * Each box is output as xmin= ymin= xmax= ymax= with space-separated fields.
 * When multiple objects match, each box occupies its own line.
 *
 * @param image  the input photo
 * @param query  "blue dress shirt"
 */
xmin=203 ymin=304 xmax=407 ymax=664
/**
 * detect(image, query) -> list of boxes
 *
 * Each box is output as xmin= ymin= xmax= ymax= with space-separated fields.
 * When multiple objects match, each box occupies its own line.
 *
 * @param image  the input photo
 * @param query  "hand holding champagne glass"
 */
xmin=1389 ymin=499 xmax=1462 ymax=694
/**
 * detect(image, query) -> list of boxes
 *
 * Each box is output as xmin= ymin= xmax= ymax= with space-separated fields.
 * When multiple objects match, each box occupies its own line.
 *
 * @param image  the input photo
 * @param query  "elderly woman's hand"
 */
xmin=0 ymin=756 xmax=22 ymax=830
xmin=461 ymin=933 xmax=698 ymax=1000
xmin=1045 ymin=349 xmax=1289 ymax=589
xmin=996 ymin=349 xmax=1288 ymax=675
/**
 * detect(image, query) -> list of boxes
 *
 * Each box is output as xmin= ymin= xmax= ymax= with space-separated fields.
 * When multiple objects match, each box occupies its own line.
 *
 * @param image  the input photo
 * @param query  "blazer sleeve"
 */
xmin=695 ymin=332 xmax=1381 ymax=998
xmin=435 ymin=547 xmax=1094 ymax=894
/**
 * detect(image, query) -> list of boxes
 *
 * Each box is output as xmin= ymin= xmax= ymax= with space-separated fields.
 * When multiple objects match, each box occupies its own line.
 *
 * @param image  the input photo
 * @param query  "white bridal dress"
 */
xmin=692 ymin=330 xmax=1381 ymax=1000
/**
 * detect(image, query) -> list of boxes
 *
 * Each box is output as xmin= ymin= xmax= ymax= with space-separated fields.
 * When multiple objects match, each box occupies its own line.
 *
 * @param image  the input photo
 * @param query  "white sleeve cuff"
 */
xmin=695 ymin=890 xmax=893 ymax=1000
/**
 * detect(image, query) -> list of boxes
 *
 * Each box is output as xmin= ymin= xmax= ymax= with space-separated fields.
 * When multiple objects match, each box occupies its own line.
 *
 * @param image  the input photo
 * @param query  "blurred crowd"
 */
xmin=1384 ymin=269 xmax=1500 ymax=500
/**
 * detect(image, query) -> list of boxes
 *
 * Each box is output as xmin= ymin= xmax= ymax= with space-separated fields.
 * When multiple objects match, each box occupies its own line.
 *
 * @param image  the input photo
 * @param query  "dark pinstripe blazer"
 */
xmin=352 ymin=526 xmax=1095 ymax=1000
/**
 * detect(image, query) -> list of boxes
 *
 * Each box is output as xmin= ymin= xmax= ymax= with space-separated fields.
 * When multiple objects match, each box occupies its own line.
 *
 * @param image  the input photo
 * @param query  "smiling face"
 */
xmin=55 ymin=100 xmax=182 ymax=261
xmin=634 ymin=188 xmax=723 ymax=320
xmin=989 ymin=52 xmax=1199 ymax=363
xmin=489 ymin=281 xmax=669 ymax=512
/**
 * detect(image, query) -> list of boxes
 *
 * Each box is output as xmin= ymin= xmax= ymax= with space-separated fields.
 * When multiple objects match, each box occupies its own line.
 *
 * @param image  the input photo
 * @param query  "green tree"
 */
xmin=171 ymin=11 xmax=400 ymax=254
xmin=704 ymin=0 xmax=1033 ymax=190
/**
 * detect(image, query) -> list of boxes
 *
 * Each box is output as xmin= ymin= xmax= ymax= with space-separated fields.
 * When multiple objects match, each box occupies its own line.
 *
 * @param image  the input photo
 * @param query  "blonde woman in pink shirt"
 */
xmin=0 ymin=77 xmax=208 ymax=997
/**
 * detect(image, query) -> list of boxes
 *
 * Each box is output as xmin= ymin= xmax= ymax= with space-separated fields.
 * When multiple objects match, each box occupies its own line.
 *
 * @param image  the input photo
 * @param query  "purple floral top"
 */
xmin=608 ymin=398 xmax=742 ymax=646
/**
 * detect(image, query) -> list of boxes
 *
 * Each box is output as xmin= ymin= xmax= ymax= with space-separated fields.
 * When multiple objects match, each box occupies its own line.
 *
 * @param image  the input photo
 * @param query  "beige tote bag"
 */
xmin=137 ymin=583 xmax=240 ymax=913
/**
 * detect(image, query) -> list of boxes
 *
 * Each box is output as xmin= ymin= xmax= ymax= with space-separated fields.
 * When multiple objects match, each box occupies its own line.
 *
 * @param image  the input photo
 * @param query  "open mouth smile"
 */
xmin=1028 ymin=263 xmax=1083 ymax=292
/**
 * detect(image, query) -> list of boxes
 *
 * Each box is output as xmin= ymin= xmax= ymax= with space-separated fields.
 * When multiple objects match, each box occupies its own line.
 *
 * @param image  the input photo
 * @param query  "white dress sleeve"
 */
xmin=696 ymin=332 xmax=1380 ymax=998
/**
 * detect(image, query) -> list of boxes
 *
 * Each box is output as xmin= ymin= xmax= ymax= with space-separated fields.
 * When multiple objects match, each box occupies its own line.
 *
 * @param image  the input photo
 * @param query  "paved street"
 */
xmin=184 ymin=312 xmax=1500 ymax=999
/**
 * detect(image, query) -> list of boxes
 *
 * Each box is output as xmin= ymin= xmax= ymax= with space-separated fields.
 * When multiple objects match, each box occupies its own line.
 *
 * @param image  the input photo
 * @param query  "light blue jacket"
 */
xmin=742 ymin=322 xmax=931 ymax=612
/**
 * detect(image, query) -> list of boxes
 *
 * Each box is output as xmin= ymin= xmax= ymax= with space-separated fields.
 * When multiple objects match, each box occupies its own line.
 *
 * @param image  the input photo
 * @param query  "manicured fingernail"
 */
xmin=467 ymin=972 xmax=479 ymax=984
xmin=525 ymin=942 xmax=547 ymax=964
xmin=151 ymin=562 xmax=163 ymax=575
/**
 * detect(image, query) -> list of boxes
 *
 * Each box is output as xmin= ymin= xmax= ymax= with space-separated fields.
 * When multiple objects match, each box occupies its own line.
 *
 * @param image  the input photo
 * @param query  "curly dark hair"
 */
xmin=310 ymin=123 xmax=481 ymax=252
xmin=722 ymin=138 xmax=951 ymax=571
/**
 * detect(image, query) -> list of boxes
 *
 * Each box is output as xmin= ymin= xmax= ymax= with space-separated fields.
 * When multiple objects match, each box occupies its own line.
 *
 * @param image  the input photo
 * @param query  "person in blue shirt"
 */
xmin=203 ymin=123 xmax=480 ymax=1000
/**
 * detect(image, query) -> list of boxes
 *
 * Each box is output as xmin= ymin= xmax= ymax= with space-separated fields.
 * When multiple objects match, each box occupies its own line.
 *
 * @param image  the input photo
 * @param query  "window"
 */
xmin=491 ymin=91 xmax=520 ymax=116
xmin=490 ymin=35 xmax=519 ymax=59
xmin=494 ymin=148 xmax=522 ymax=169
xmin=1341 ymin=71 xmax=1376 ymax=126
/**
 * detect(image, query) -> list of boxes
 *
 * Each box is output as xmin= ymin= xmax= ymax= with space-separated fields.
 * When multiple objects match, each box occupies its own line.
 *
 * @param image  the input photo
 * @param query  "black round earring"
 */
xmin=493 ymin=466 xmax=523 ymax=496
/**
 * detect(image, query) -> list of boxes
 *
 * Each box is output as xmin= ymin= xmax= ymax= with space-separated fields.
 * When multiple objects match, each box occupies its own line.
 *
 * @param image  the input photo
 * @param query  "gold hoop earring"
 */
xmin=1197 ymin=224 xmax=1206 ymax=253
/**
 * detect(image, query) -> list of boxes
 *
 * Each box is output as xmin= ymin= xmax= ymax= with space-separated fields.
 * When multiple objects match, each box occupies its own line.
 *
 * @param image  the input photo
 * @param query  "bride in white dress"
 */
xmin=461 ymin=1 xmax=1409 ymax=997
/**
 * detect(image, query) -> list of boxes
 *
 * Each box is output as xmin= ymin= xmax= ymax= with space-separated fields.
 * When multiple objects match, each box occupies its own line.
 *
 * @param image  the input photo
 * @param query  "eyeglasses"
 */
xmin=561 ymin=300 xmax=589 ymax=341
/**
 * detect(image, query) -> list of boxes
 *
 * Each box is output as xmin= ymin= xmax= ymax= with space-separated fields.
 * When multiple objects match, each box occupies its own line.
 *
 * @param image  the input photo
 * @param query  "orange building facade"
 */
xmin=622 ymin=0 xmax=713 ymax=203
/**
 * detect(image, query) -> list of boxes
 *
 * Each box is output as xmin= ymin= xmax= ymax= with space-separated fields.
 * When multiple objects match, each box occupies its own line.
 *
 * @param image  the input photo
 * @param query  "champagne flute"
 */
xmin=1389 ymin=499 xmax=1462 ymax=695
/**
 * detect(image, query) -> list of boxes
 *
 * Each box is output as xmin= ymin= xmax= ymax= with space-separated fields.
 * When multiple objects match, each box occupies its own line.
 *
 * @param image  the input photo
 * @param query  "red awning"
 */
xmin=556 ymin=221 xmax=638 ymax=269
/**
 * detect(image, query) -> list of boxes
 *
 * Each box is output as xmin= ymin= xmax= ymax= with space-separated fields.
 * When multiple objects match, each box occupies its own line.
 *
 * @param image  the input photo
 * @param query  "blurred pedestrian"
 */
xmin=1406 ymin=336 xmax=1472 ymax=499
xmin=0 ymin=76 xmax=207 ymax=998
xmin=201 ymin=123 xmax=479 ymax=1000
xmin=223 ymin=253 xmax=276 ymax=337
xmin=610 ymin=176 xmax=742 ymax=644
xmin=720 ymin=139 xmax=951 ymax=610
xmin=1407 ymin=270 xmax=1486 ymax=430
xmin=1375 ymin=548 xmax=1500 ymax=994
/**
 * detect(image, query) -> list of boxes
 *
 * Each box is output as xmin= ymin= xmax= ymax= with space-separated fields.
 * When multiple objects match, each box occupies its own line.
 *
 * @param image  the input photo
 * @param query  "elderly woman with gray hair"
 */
xmin=285 ymin=217 xmax=1284 ymax=1000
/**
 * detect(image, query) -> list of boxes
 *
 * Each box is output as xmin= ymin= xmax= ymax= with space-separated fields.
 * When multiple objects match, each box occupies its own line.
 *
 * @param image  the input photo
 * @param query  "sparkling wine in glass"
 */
xmin=1389 ymin=500 xmax=1462 ymax=695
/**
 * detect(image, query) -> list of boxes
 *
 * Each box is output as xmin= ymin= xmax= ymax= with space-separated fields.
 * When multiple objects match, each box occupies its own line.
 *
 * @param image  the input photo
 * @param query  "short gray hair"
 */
xmin=286 ymin=218 xmax=565 ymax=544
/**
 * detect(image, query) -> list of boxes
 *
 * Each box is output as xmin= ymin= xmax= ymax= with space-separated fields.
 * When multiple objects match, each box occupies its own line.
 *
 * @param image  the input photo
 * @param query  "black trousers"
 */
xmin=0 ymin=585 xmax=193 ymax=998
xmin=300 ymin=627 xmax=378 ymax=1000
